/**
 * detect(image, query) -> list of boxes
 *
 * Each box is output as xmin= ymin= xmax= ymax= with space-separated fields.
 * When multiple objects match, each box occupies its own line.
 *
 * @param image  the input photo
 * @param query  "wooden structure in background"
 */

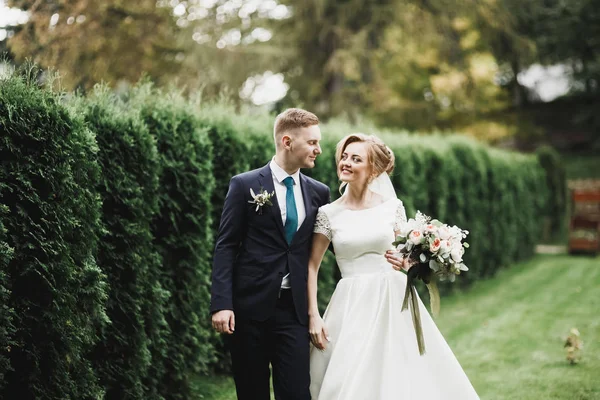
xmin=568 ymin=180 xmax=600 ymax=254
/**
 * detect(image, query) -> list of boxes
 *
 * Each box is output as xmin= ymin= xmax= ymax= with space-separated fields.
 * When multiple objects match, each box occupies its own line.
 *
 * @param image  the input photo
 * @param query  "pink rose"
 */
xmin=429 ymin=238 xmax=441 ymax=253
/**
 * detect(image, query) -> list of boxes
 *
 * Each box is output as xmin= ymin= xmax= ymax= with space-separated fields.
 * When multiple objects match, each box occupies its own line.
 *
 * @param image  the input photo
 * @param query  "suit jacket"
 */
xmin=210 ymin=163 xmax=330 ymax=325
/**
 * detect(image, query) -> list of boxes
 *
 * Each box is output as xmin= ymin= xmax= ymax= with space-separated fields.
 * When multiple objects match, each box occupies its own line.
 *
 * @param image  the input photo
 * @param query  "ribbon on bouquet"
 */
xmin=401 ymin=257 xmax=442 ymax=356
xmin=401 ymin=266 xmax=426 ymax=355
xmin=427 ymin=281 xmax=440 ymax=317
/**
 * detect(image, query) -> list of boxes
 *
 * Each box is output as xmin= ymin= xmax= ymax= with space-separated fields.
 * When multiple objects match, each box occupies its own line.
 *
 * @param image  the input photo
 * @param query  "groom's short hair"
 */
xmin=274 ymin=108 xmax=319 ymax=140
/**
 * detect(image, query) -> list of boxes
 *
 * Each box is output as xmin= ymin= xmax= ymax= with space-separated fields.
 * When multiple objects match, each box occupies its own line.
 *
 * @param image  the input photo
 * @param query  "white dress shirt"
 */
xmin=269 ymin=158 xmax=306 ymax=289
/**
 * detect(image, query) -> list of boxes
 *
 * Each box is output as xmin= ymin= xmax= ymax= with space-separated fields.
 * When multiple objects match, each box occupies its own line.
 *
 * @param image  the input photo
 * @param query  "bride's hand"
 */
xmin=309 ymin=315 xmax=330 ymax=351
xmin=385 ymin=250 xmax=415 ymax=271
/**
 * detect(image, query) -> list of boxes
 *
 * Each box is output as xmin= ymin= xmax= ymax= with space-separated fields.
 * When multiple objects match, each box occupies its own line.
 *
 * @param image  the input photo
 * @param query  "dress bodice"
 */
xmin=314 ymin=198 xmax=406 ymax=278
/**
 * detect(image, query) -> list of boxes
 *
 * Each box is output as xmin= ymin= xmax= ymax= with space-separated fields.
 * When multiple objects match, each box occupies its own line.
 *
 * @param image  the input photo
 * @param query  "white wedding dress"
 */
xmin=310 ymin=197 xmax=479 ymax=400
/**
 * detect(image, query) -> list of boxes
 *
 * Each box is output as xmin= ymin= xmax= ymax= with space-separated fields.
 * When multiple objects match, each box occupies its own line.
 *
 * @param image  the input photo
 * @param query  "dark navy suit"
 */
xmin=211 ymin=163 xmax=330 ymax=400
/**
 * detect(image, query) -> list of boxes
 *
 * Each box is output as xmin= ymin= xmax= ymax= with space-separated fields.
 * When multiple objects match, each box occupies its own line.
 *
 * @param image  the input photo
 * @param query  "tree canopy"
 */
xmin=4 ymin=0 xmax=599 ymax=134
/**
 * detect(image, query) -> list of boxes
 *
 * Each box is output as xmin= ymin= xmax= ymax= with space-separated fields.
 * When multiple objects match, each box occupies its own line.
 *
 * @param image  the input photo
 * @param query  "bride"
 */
xmin=308 ymin=133 xmax=479 ymax=399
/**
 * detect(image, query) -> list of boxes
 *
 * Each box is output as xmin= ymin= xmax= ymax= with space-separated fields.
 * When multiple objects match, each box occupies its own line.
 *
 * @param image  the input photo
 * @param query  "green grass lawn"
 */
xmin=192 ymin=374 xmax=237 ymax=400
xmin=196 ymin=254 xmax=600 ymax=399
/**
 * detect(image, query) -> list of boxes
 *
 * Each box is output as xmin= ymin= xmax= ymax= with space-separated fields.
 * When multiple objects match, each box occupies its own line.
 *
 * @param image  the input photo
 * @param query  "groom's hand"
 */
xmin=212 ymin=310 xmax=235 ymax=334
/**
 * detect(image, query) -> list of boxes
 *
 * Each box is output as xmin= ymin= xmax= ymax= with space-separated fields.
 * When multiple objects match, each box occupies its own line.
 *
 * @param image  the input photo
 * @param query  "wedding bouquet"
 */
xmin=393 ymin=211 xmax=469 ymax=355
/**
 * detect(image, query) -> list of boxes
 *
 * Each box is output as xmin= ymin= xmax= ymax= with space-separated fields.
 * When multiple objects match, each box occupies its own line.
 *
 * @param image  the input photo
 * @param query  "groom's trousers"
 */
xmin=228 ymin=289 xmax=311 ymax=400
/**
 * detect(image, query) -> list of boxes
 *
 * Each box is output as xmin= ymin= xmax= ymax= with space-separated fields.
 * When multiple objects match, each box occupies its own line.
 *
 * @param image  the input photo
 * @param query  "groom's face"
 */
xmin=288 ymin=124 xmax=322 ymax=169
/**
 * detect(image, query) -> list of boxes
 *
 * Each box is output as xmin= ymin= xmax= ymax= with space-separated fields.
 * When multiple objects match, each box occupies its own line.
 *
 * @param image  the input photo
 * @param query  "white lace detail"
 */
xmin=393 ymin=201 xmax=407 ymax=231
xmin=313 ymin=209 xmax=332 ymax=240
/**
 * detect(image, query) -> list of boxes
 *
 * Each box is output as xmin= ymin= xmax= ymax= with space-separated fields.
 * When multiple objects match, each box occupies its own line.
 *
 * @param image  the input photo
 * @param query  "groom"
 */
xmin=210 ymin=108 xmax=330 ymax=400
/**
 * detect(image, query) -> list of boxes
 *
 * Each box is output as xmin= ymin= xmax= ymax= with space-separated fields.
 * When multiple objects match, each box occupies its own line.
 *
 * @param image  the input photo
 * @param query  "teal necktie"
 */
xmin=283 ymin=176 xmax=298 ymax=244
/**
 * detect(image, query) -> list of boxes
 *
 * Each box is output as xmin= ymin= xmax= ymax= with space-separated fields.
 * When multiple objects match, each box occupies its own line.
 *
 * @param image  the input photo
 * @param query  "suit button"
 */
xmin=278 ymin=272 xmax=284 ymax=277
xmin=286 ymin=249 xmax=291 ymax=254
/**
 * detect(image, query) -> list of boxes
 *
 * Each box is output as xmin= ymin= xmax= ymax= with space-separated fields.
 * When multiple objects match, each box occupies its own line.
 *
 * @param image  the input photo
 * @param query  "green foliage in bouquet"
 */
xmin=133 ymin=84 xmax=215 ymax=399
xmin=0 ymin=66 xmax=108 ymax=399
xmin=77 ymin=86 xmax=169 ymax=399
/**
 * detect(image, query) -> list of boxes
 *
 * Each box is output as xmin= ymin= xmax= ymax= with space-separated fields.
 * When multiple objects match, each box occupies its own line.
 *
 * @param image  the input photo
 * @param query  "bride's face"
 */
xmin=338 ymin=141 xmax=372 ymax=187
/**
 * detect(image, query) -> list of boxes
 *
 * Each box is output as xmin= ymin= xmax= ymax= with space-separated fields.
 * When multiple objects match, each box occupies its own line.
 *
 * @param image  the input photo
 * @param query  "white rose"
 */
xmin=449 ymin=226 xmax=463 ymax=240
xmin=438 ymin=239 xmax=452 ymax=255
xmin=438 ymin=226 xmax=451 ymax=240
xmin=409 ymin=230 xmax=425 ymax=245
xmin=450 ymin=245 xmax=464 ymax=263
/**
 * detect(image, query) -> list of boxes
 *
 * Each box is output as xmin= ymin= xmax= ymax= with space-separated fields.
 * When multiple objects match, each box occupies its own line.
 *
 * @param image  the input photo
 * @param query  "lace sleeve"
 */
xmin=313 ymin=209 xmax=332 ymax=240
xmin=393 ymin=201 xmax=407 ymax=231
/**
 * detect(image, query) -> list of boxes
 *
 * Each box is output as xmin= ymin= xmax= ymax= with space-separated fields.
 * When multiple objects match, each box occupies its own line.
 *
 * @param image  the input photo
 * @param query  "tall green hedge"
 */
xmin=536 ymin=145 xmax=568 ymax=242
xmin=0 ymin=205 xmax=15 ymax=392
xmin=0 ymin=71 xmax=563 ymax=395
xmin=194 ymin=105 xmax=274 ymax=373
xmin=0 ymin=69 xmax=108 ymax=399
xmin=196 ymin=109 xmax=251 ymax=234
xmin=78 ymin=87 xmax=168 ymax=399
xmin=194 ymin=105 xmax=274 ymax=232
xmin=133 ymin=85 xmax=216 ymax=399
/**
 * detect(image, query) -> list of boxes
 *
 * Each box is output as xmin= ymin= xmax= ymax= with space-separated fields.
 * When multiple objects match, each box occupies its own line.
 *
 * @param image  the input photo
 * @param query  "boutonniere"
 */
xmin=248 ymin=188 xmax=274 ymax=214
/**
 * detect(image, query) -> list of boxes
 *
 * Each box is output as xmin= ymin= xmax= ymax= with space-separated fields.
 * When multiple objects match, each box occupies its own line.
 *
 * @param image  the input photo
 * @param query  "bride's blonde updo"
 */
xmin=335 ymin=133 xmax=395 ymax=193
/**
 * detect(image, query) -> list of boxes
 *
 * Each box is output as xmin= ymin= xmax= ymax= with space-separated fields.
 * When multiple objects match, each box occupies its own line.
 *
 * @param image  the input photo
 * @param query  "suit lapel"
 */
xmin=258 ymin=164 xmax=286 ymax=240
